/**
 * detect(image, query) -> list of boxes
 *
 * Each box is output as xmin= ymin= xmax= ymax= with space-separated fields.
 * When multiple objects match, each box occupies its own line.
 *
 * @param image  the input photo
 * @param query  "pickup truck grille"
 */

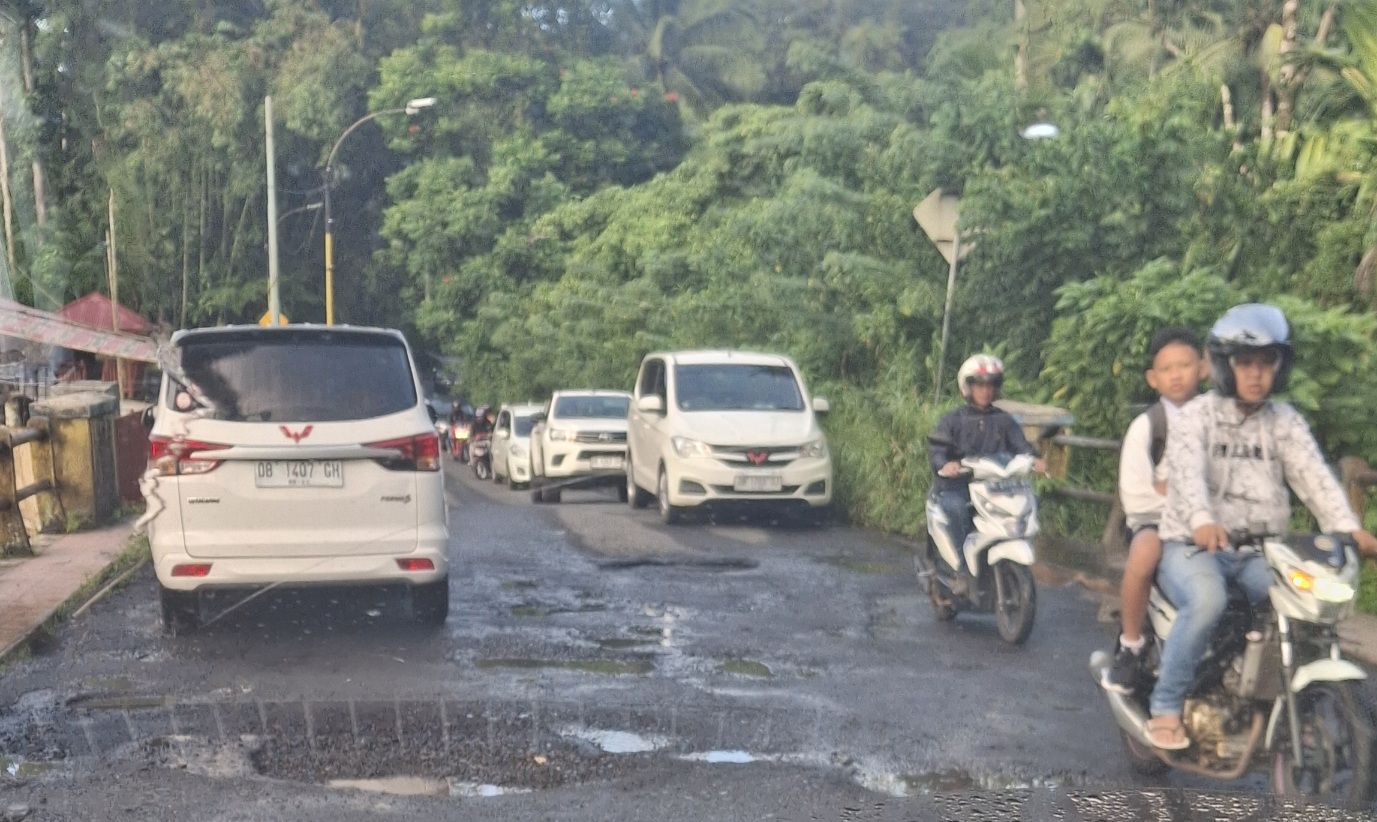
xmin=575 ymin=431 xmax=627 ymax=444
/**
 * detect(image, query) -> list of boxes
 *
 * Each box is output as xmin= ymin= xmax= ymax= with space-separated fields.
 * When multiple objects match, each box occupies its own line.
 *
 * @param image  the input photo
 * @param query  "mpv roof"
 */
xmin=650 ymin=350 xmax=795 ymax=367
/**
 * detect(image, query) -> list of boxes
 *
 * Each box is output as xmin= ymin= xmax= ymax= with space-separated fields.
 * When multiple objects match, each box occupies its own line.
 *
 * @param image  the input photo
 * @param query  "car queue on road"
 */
xmin=460 ymin=349 xmax=836 ymax=527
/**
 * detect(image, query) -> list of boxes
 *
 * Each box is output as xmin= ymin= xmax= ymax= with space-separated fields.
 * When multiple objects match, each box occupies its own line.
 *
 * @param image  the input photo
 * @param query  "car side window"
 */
xmin=651 ymin=362 xmax=667 ymax=402
xmin=638 ymin=360 xmax=664 ymax=399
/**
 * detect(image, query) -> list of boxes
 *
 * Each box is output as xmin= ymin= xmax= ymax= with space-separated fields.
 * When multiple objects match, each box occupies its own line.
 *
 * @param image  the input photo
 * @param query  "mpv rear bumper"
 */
xmin=152 ymin=545 xmax=448 ymax=591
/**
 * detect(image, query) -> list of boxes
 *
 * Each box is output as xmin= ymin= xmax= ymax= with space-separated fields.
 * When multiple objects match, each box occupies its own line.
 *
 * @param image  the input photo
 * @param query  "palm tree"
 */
xmin=610 ymin=0 xmax=765 ymax=117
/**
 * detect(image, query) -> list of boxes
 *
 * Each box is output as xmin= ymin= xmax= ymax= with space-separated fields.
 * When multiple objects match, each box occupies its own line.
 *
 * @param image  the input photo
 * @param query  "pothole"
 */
xmin=247 ymin=708 xmax=647 ymax=790
xmin=596 ymin=557 xmax=758 ymax=572
xmin=475 ymin=658 xmax=654 ymax=675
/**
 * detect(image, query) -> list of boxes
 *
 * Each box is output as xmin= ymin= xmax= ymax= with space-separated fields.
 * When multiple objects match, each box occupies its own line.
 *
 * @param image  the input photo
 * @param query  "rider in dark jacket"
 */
xmin=929 ymin=355 xmax=1043 ymax=550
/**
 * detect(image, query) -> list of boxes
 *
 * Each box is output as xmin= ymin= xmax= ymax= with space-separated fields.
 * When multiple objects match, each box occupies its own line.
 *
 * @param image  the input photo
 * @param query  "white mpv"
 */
xmin=145 ymin=326 xmax=449 ymax=632
xmin=625 ymin=350 xmax=833 ymax=524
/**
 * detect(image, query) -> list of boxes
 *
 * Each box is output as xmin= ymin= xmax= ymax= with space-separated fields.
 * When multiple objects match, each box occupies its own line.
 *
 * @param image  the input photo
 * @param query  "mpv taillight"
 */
xmin=367 ymin=433 xmax=441 ymax=472
xmin=149 ymin=436 xmax=226 ymax=476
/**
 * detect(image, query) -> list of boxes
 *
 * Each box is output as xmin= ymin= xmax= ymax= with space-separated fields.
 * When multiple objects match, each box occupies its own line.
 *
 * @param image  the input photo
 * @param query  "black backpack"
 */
xmin=1147 ymin=400 xmax=1168 ymax=467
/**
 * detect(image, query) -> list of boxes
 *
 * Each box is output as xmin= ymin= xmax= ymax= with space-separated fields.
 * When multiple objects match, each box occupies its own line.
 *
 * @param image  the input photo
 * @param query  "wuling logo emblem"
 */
xmin=280 ymin=425 xmax=314 ymax=444
xmin=746 ymin=450 xmax=770 ymax=466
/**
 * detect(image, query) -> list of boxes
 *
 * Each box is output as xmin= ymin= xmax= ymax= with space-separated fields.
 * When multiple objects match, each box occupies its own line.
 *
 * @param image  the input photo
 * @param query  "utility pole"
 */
xmin=265 ymin=96 xmax=281 ymax=326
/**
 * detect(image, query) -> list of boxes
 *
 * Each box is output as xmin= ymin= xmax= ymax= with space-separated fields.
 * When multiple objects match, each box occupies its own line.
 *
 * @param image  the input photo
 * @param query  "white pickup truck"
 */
xmin=529 ymin=390 xmax=632 ymax=503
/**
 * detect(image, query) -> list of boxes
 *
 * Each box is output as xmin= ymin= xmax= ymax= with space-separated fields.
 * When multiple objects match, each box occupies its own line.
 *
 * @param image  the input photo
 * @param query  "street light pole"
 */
xmin=322 ymin=96 xmax=435 ymax=325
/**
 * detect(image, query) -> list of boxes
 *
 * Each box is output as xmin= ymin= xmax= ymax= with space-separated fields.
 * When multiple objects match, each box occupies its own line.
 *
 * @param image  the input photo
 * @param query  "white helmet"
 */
xmin=956 ymin=354 xmax=1004 ymax=400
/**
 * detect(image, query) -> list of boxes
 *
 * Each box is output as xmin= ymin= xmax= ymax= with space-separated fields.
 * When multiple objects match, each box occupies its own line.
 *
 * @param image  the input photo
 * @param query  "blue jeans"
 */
xmin=934 ymin=488 xmax=973 ymax=561
xmin=1149 ymin=542 xmax=1272 ymax=717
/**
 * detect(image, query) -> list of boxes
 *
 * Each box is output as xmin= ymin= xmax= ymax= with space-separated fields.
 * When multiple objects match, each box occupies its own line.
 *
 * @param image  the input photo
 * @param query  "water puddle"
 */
xmin=326 ymin=776 xmax=531 ymax=798
xmin=856 ymin=766 xmax=1060 ymax=797
xmin=717 ymin=658 xmax=772 ymax=678
xmin=512 ymin=603 xmax=607 ymax=618
xmin=329 ymin=775 xmax=449 ymax=796
xmin=475 ymin=658 xmax=654 ymax=675
xmin=819 ymin=556 xmax=902 ymax=574
xmin=595 ymin=638 xmax=653 ymax=650
xmin=1 ymin=757 xmax=60 ymax=779
xmin=562 ymin=728 xmax=667 ymax=754
xmin=682 ymin=750 xmax=757 ymax=764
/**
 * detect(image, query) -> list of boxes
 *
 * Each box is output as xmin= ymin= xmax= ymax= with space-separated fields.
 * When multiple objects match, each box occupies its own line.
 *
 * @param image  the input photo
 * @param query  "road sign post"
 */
xmin=912 ymin=189 xmax=972 ymax=402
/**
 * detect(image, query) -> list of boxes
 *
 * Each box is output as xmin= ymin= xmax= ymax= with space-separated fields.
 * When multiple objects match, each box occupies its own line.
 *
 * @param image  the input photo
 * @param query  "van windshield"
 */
xmin=171 ymin=331 xmax=417 ymax=422
xmin=673 ymin=364 xmax=805 ymax=412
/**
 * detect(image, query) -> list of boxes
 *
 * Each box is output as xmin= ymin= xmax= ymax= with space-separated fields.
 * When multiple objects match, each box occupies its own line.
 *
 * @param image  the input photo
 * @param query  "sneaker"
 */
xmin=1100 ymin=643 xmax=1142 ymax=694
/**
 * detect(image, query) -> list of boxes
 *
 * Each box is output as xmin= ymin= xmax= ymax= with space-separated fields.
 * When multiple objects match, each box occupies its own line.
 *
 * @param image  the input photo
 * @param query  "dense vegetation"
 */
xmin=3 ymin=0 xmax=1377 ymax=605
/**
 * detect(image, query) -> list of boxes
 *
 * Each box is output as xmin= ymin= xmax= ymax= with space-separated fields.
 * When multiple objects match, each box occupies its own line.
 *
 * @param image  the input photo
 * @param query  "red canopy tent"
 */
xmin=53 ymin=293 xmax=154 ymax=394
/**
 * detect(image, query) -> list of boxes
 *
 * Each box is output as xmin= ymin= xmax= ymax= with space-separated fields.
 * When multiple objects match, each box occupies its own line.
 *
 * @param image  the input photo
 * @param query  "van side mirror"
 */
xmin=140 ymin=406 xmax=156 ymax=430
xmin=530 ymin=411 xmax=547 ymax=423
xmin=636 ymin=395 xmax=665 ymax=414
xmin=426 ymin=405 xmax=439 ymax=424
xmin=812 ymin=397 xmax=830 ymax=414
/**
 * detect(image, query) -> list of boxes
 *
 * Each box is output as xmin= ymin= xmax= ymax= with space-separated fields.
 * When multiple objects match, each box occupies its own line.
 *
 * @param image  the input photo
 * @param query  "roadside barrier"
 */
xmin=0 ymin=412 xmax=64 ymax=555
xmin=1036 ymin=428 xmax=1377 ymax=562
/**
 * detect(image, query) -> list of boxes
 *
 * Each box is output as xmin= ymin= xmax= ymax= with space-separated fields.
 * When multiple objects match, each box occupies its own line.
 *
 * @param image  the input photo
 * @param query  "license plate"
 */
xmin=734 ymin=473 xmax=783 ymax=492
xmin=590 ymin=455 xmax=625 ymax=470
xmin=254 ymin=460 xmax=344 ymax=488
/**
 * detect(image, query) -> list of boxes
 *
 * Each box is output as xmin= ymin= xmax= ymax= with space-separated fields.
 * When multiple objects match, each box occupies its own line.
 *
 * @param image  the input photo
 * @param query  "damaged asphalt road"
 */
xmin=0 ymin=464 xmax=1373 ymax=821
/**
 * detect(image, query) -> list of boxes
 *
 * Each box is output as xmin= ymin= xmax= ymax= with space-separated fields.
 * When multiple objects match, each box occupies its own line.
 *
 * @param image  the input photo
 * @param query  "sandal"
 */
xmin=1144 ymin=716 xmax=1190 ymax=751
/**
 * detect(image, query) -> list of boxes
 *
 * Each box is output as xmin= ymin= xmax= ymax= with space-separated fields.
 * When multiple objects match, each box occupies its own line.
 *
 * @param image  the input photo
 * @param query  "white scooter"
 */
xmin=915 ymin=452 xmax=1039 ymax=645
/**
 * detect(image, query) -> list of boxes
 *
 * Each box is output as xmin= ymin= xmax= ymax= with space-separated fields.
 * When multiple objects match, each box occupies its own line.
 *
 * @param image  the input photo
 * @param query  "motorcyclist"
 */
xmin=1145 ymin=303 xmax=1377 ymax=750
xmin=928 ymin=355 xmax=1046 ymax=554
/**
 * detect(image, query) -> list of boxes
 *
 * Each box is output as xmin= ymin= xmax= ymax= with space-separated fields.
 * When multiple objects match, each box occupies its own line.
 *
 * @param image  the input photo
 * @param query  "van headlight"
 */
xmin=800 ymin=439 xmax=828 ymax=459
xmin=672 ymin=437 xmax=713 ymax=458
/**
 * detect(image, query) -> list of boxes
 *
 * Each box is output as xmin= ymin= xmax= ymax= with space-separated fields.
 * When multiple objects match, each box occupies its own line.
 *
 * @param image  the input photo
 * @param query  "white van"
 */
xmin=145 ymin=326 xmax=449 ymax=632
xmin=625 ymin=350 xmax=833 ymax=524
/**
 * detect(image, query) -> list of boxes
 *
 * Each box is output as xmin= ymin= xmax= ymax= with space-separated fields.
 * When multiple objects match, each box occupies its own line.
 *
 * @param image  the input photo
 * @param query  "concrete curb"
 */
xmin=0 ymin=521 xmax=145 ymax=665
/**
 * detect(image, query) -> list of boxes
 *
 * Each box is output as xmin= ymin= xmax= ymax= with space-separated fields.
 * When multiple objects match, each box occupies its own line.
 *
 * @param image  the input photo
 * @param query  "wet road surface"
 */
xmin=0 ymin=462 xmax=1373 ymax=820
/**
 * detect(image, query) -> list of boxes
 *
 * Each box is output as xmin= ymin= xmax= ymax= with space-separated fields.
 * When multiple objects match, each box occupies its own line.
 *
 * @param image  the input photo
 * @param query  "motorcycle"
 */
xmin=1089 ymin=532 xmax=1375 ymax=809
xmin=914 ymin=452 xmax=1039 ymax=645
xmin=470 ymin=431 xmax=492 ymax=480
xmin=451 ymin=421 xmax=472 ymax=461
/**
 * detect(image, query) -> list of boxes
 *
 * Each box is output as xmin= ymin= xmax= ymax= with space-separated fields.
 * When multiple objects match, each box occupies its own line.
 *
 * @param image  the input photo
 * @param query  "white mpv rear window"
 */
xmin=169 ymin=330 xmax=417 ymax=422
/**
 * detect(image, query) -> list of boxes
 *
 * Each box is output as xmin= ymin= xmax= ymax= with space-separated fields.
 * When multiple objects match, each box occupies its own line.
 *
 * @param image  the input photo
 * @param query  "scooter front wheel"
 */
xmin=992 ymin=560 xmax=1036 ymax=645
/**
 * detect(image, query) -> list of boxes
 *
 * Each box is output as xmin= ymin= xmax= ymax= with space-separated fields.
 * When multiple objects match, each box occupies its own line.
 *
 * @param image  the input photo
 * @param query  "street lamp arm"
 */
xmin=325 ymin=107 xmax=405 ymax=175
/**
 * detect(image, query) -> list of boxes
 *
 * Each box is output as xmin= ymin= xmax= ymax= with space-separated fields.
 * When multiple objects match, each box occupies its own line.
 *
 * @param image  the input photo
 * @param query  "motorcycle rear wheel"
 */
xmin=992 ymin=560 xmax=1036 ymax=645
xmin=1271 ymin=681 xmax=1376 ymax=810
xmin=1119 ymin=728 xmax=1170 ymax=777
